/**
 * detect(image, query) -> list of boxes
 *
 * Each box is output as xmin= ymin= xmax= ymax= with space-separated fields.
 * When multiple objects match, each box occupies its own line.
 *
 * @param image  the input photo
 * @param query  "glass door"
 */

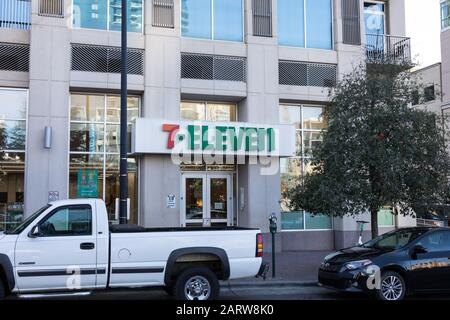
xmin=364 ymin=1 xmax=386 ymax=58
xmin=207 ymin=174 xmax=232 ymax=227
xmin=181 ymin=174 xmax=206 ymax=227
xmin=181 ymin=173 xmax=232 ymax=227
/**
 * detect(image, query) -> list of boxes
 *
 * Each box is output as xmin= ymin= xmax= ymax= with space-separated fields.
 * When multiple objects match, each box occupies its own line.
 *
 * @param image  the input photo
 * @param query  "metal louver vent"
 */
xmin=279 ymin=60 xmax=336 ymax=87
xmin=253 ymin=0 xmax=272 ymax=37
xmin=181 ymin=53 xmax=246 ymax=82
xmin=342 ymin=0 xmax=361 ymax=45
xmin=153 ymin=0 xmax=174 ymax=28
xmin=71 ymin=44 xmax=144 ymax=75
xmin=0 ymin=43 xmax=29 ymax=72
xmin=39 ymin=0 xmax=64 ymax=18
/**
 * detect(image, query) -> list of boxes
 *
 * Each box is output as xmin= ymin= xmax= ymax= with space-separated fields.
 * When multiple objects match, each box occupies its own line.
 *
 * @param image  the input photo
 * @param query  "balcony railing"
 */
xmin=365 ymin=34 xmax=412 ymax=66
xmin=0 ymin=0 xmax=32 ymax=30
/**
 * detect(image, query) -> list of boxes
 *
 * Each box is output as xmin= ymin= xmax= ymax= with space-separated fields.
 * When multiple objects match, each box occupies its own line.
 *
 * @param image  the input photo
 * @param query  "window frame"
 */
xmin=68 ymin=93 xmax=140 ymax=224
xmin=180 ymin=100 xmax=238 ymax=122
xmin=71 ymin=0 xmax=144 ymax=34
xmin=378 ymin=206 xmax=395 ymax=227
xmin=180 ymin=0 xmax=245 ymax=43
xmin=36 ymin=204 xmax=93 ymax=237
xmin=441 ymin=0 xmax=450 ymax=31
xmin=0 ymin=87 xmax=28 ymax=232
xmin=363 ymin=0 xmax=386 ymax=36
xmin=279 ymin=103 xmax=332 ymax=231
xmin=277 ymin=0 xmax=334 ymax=50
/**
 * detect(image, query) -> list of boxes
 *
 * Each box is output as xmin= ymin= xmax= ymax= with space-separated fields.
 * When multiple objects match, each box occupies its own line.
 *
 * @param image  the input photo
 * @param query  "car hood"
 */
xmin=325 ymin=246 xmax=388 ymax=264
xmin=0 ymin=231 xmax=5 ymax=241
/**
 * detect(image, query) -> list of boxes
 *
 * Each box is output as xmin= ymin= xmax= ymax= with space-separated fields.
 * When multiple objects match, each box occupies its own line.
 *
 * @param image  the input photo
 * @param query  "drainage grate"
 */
xmin=71 ymin=44 xmax=144 ymax=75
xmin=0 ymin=42 xmax=29 ymax=72
xmin=279 ymin=60 xmax=336 ymax=87
xmin=181 ymin=53 xmax=246 ymax=82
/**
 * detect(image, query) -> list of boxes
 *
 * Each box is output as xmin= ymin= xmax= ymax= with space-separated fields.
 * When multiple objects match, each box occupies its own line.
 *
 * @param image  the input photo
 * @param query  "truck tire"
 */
xmin=376 ymin=271 xmax=406 ymax=301
xmin=0 ymin=279 xmax=5 ymax=300
xmin=173 ymin=267 xmax=219 ymax=300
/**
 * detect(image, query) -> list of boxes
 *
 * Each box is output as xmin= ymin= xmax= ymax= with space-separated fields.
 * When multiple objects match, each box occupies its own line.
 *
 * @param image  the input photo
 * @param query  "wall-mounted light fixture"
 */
xmin=44 ymin=126 xmax=52 ymax=149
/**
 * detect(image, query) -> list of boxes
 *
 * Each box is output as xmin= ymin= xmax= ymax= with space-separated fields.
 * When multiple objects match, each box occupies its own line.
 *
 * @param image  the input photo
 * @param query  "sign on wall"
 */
xmin=166 ymin=194 xmax=176 ymax=209
xmin=132 ymin=118 xmax=296 ymax=157
xmin=77 ymin=169 xmax=99 ymax=198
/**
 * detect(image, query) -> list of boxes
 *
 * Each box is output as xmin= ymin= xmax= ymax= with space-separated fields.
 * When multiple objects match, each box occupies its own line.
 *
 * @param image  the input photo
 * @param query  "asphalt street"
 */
xmin=11 ymin=284 xmax=450 ymax=301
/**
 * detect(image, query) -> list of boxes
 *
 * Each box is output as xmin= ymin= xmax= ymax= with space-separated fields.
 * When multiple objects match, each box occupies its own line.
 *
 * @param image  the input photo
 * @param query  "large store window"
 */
xmin=442 ymin=0 xmax=450 ymax=30
xmin=279 ymin=104 xmax=332 ymax=230
xmin=69 ymin=94 xmax=139 ymax=224
xmin=0 ymin=88 xmax=27 ymax=231
xmin=181 ymin=0 xmax=243 ymax=42
xmin=180 ymin=101 xmax=237 ymax=122
xmin=278 ymin=0 xmax=333 ymax=50
xmin=72 ymin=0 xmax=143 ymax=33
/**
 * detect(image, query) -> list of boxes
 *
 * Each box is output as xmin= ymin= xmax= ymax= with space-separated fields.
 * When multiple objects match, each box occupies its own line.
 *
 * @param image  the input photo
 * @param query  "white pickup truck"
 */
xmin=0 ymin=199 xmax=266 ymax=300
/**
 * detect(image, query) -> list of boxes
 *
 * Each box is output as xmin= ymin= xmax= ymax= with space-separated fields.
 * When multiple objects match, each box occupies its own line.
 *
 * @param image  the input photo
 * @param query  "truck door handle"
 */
xmin=80 ymin=242 xmax=95 ymax=250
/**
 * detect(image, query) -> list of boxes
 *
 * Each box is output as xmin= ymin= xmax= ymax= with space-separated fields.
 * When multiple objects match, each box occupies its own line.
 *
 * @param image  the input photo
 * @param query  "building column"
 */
xmin=24 ymin=2 xmax=70 ymax=216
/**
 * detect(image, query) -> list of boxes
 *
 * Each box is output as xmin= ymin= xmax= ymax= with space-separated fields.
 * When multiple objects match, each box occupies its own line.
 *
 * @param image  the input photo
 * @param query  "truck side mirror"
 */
xmin=28 ymin=225 xmax=40 ymax=238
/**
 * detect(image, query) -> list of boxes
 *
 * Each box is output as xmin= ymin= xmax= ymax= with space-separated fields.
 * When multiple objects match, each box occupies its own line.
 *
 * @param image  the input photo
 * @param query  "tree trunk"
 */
xmin=370 ymin=207 xmax=379 ymax=239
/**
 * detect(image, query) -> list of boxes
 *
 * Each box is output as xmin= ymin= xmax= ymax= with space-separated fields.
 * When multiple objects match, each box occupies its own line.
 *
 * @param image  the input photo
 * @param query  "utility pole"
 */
xmin=119 ymin=0 xmax=128 ymax=224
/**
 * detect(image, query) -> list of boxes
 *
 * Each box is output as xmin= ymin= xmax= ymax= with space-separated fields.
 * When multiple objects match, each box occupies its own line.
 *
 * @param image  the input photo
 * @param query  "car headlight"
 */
xmin=345 ymin=259 xmax=372 ymax=271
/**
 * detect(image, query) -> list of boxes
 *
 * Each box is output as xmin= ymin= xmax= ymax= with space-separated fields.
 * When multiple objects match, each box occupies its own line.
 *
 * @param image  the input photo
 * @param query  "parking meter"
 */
xmin=269 ymin=213 xmax=277 ymax=278
xmin=269 ymin=214 xmax=277 ymax=234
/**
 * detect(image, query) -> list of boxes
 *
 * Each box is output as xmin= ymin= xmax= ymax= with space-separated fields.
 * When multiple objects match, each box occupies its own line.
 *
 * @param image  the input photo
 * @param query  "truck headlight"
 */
xmin=345 ymin=259 xmax=372 ymax=271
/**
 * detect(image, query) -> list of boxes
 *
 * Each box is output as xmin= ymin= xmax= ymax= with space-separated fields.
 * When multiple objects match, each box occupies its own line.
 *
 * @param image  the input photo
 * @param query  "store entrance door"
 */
xmin=181 ymin=173 xmax=232 ymax=227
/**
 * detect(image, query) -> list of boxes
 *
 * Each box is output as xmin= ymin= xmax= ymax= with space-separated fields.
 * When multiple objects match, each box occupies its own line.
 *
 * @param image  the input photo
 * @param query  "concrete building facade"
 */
xmin=0 ymin=0 xmax=414 ymax=251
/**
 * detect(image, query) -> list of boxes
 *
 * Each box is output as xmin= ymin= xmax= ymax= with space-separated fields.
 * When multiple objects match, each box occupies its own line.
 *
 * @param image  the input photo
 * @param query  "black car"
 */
xmin=318 ymin=227 xmax=450 ymax=300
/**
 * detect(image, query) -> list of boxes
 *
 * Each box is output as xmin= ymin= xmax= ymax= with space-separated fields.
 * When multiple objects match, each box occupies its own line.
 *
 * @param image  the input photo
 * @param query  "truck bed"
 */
xmin=109 ymin=224 xmax=257 ymax=233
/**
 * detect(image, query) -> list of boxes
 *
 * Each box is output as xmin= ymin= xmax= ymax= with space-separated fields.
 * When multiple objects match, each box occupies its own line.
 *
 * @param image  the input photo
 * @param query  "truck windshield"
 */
xmin=4 ymin=204 xmax=52 ymax=235
xmin=361 ymin=228 xmax=428 ymax=250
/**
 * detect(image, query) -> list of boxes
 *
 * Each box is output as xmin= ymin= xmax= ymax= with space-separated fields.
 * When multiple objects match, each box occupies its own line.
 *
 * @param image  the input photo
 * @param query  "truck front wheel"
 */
xmin=173 ymin=267 xmax=219 ymax=300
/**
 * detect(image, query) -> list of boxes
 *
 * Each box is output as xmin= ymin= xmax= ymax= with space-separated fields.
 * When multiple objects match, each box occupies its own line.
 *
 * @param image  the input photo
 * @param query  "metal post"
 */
xmin=119 ymin=0 xmax=128 ymax=224
xmin=271 ymin=232 xmax=276 ymax=278
xmin=269 ymin=213 xmax=277 ymax=278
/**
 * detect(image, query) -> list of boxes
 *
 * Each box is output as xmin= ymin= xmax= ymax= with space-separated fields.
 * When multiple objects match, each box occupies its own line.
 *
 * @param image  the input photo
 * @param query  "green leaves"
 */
xmin=286 ymin=65 xmax=450 ymax=232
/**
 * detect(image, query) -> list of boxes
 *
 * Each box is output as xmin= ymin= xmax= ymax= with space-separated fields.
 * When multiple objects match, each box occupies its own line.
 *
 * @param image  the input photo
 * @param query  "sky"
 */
xmin=405 ymin=0 xmax=442 ymax=69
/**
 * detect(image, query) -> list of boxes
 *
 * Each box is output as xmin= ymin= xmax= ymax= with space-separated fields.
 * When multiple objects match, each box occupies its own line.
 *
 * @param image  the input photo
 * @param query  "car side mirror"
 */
xmin=412 ymin=244 xmax=428 ymax=255
xmin=28 ymin=225 xmax=40 ymax=238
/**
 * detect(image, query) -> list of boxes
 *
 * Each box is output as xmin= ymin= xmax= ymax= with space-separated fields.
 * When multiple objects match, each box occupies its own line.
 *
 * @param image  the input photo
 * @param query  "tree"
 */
xmin=285 ymin=64 xmax=450 ymax=239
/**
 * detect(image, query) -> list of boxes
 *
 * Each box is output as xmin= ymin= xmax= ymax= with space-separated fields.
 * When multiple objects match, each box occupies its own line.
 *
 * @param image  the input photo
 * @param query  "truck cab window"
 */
xmin=38 ymin=206 xmax=92 ymax=237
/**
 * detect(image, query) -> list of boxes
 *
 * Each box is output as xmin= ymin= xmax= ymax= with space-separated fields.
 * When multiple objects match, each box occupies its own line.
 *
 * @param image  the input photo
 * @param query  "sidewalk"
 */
xmin=225 ymin=251 xmax=331 ymax=287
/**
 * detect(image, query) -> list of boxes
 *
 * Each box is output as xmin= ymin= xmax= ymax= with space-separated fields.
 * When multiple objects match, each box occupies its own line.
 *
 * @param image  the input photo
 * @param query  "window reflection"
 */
xmin=279 ymin=104 xmax=330 ymax=230
xmin=0 ymin=88 xmax=27 ymax=232
xmin=72 ymin=0 xmax=142 ymax=33
xmin=181 ymin=0 xmax=243 ymax=41
xmin=181 ymin=101 xmax=237 ymax=122
xmin=69 ymin=93 xmax=139 ymax=224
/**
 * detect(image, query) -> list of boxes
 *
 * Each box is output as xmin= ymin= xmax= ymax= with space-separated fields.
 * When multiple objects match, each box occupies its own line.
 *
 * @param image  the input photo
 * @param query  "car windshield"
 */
xmin=361 ymin=228 xmax=428 ymax=250
xmin=4 ymin=204 xmax=52 ymax=235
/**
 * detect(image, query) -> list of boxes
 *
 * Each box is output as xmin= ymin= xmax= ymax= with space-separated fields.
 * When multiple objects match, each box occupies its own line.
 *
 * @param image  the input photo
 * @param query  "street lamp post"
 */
xmin=119 ymin=0 xmax=128 ymax=224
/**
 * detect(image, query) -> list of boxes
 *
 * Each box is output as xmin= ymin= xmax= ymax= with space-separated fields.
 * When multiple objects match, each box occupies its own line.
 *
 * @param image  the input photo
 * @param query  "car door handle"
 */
xmin=80 ymin=242 xmax=95 ymax=250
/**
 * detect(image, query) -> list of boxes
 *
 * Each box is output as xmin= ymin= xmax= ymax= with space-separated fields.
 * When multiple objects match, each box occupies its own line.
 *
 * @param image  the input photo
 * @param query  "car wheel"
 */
xmin=173 ymin=267 xmax=219 ymax=301
xmin=0 ymin=279 xmax=5 ymax=300
xmin=376 ymin=271 xmax=406 ymax=301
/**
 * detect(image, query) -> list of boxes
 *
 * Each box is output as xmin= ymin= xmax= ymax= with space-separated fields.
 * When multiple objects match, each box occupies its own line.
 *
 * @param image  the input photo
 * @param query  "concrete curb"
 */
xmin=221 ymin=280 xmax=318 ymax=288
